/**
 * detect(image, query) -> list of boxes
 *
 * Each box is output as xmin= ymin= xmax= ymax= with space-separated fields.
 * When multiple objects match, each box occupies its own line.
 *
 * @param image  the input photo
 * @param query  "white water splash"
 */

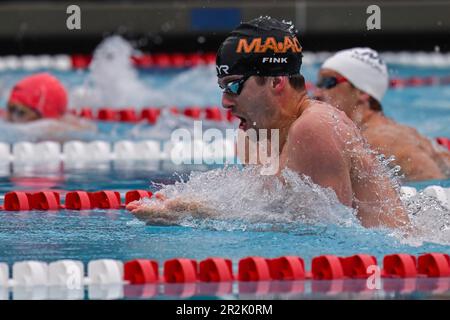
xmin=396 ymin=192 xmax=450 ymax=246
xmin=134 ymin=165 xmax=450 ymax=246
xmin=69 ymin=35 xmax=220 ymax=109
xmin=136 ymin=166 xmax=358 ymax=232
xmin=69 ymin=35 xmax=159 ymax=108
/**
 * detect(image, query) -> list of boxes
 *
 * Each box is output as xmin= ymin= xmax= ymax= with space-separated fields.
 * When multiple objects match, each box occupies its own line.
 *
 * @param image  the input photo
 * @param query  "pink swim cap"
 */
xmin=8 ymin=73 xmax=68 ymax=118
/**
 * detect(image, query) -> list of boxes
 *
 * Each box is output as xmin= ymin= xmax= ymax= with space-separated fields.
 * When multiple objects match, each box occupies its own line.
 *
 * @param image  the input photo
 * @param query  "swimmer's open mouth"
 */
xmin=236 ymin=115 xmax=248 ymax=130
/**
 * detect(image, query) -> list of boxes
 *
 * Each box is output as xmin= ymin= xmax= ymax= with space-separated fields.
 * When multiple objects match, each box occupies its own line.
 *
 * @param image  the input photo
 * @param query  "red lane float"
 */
xmin=238 ymin=257 xmax=271 ymax=281
xmin=71 ymin=54 xmax=92 ymax=69
xmin=183 ymin=107 xmax=202 ymax=119
xmin=65 ymin=191 xmax=92 ymax=210
xmin=152 ymin=53 xmax=172 ymax=68
xmin=97 ymin=108 xmax=117 ymax=121
xmin=124 ymin=259 xmax=159 ymax=284
xmin=4 ymin=191 xmax=32 ymax=211
xmin=417 ymin=253 xmax=450 ymax=277
xmin=31 ymin=191 xmax=61 ymax=210
xmin=436 ymin=137 xmax=450 ymax=151
xmin=125 ymin=190 xmax=153 ymax=204
xmin=382 ymin=253 xmax=418 ymax=278
xmin=171 ymin=53 xmax=187 ymax=68
xmin=131 ymin=55 xmax=154 ymax=68
xmin=118 ymin=109 xmax=139 ymax=122
xmin=311 ymin=255 xmax=345 ymax=280
xmin=90 ymin=191 xmax=121 ymax=209
xmin=79 ymin=107 xmax=93 ymax=119
xmin=341 ymin=254 xmax=377 ymax=279
xmin=164 ymin=258 xmax=198 ymax=283
xmin=185 ymin=53 xmax=205 ymax=67
xmin=199 ymin=258 xmax=233 ymax=282
xmin=203 ymin=52 xmax=216 ymax=65
xmin=205 ymin=107 xmax=223 ymax=121
xmin=268 ymin=256 xmax=305 ymax=280
xmin=141 ymin=108 xmax=161 ymax=124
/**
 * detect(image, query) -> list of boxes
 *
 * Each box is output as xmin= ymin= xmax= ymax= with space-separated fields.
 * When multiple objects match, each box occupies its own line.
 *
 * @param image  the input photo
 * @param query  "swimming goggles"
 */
xmin=316 ymin=76 xmax=348 ymax=89
xmin=219 ymin=75 xmax=250 ymax=95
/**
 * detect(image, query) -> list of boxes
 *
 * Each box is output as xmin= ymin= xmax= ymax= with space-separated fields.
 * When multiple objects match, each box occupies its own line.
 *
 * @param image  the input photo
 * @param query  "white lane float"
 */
xmin=86 ymin=141 xmax=112 ymax=161
xmin=35 ymin=141 xmax=61 ymax=162
xmin=0 ymin=143 xmax=11 ymax=162
xmin=12 ymin=261 xmax=48 ymax=287
xmin=12 ymin=142 xmax=35 ymax=162
xmin=0 ymin=263 xmax=8 ymax=287
xmin=87 ymin=259 xmax=124 ymax=285
xmin=48 ymin=260 xmax=84 ymax=287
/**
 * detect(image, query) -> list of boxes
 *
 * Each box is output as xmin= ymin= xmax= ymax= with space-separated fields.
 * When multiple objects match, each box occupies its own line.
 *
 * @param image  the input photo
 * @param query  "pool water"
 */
xmin=0 ymin=161 xmax=449 ymax=264
xmin=0 ymin=42 xmax=450 ymax=299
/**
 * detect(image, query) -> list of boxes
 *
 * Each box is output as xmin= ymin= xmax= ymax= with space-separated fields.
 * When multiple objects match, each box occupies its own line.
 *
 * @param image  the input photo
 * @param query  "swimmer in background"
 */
xmin=5 ymin=72 xmax=95 ymax=141
xmin=128 ymin=17 xmax=409 ymax=229
xmin=314 ymin=48 xmax=450 ymax=181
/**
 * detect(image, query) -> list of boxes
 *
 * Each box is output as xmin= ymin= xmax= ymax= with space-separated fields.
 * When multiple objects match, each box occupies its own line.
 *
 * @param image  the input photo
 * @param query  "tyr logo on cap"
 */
xmin=216 ymin=65 xmax=230 ymax=75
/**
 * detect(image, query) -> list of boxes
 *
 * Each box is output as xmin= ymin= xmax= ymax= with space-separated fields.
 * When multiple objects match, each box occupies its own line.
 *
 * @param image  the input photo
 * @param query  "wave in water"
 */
xmin=69 ymin=35 xmax=220 ymax=109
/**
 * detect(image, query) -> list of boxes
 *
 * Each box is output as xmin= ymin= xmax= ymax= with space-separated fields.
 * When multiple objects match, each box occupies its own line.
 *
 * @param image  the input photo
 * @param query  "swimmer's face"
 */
xmin=313 ymin=69 xmax=359 ymax=116
xmin=219 ymin=75 xmax=277 ymax=133
xmin=7 ymin=103 xmax=41 ymax=123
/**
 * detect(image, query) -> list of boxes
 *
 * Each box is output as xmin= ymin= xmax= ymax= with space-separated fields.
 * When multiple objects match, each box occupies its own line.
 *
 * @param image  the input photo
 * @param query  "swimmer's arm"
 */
xmin=61 ymin=114 xmax=97 ymax=131
xmin=283 ymin=119 xmax=353 ymax=207
xmin=351 ymin=174 xmax=410 ymax=229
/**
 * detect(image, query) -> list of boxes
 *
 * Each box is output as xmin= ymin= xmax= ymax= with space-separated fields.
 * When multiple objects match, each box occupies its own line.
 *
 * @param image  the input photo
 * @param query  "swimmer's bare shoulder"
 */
xmin=285 ymin=101 xmax=410 ymax=229
xmin=282 ymin=100 xmax=354 ymax=206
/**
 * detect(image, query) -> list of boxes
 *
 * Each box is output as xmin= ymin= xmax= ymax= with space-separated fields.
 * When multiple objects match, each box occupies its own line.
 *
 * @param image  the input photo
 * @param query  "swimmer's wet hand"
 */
xmin=126 ymin=196 xmax=216 ymax=225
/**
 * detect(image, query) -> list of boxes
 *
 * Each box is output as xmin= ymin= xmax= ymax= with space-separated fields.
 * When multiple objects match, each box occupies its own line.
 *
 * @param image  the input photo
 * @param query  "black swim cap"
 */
xmin=216 ymin=16 xmax=303 ymax=78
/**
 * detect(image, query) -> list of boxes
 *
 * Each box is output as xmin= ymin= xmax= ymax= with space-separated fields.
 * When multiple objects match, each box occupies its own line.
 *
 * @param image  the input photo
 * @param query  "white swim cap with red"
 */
xmin=321 ymin=48 xmax=388 ymax=103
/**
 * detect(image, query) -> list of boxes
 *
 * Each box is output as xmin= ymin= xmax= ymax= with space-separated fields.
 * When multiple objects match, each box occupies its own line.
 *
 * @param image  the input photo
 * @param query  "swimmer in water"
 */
xmin=5 ymin=72 xmax=95 ymax=140
xmin=314 ymin=48 xmax=450 ymax=181
xmin=129 ymin=17 xmax=409 ymax=229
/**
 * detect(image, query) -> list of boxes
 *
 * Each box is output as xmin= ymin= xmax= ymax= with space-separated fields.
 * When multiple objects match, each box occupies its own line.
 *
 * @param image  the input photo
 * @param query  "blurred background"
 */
xmin=0 ymin=0 xmax=449 ymax=141
xmin=0 ymin=0 xmax=449 ymax=54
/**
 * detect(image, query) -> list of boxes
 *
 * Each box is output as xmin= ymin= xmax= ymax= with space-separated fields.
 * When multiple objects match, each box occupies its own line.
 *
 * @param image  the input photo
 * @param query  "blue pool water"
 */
xmin=0 ymin=162 xmax=449 ymax=266
xmin=0 ymin=48 xmax=450 ymax=300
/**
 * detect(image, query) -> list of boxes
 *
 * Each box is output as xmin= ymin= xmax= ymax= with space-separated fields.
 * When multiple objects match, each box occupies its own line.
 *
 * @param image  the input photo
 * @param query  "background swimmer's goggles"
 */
xmin=219 ymin=75 xmax=250 ymax=95
xmin=7 ymin=103 xmax=41 ymax=118
xmin=316 ymin=76 xmax=348 ymax=89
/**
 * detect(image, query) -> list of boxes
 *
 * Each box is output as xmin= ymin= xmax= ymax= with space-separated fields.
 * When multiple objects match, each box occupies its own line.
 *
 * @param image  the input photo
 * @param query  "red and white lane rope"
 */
xmin=2 ymin=52 xmax=450 ymax=71
xmin=0 ymin=253 xmax=449 ymax=291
